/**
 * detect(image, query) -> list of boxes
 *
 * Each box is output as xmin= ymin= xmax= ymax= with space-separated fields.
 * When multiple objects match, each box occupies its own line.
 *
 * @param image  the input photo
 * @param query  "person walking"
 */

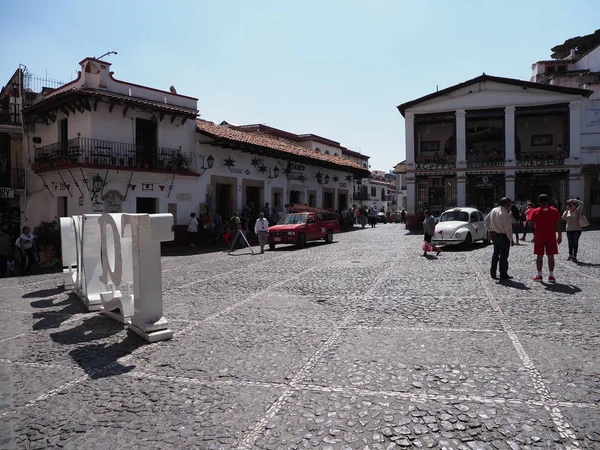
xmin=484 ymin=197 xmax=514 ymax=280
xmin=562 ymin=198 xmax=584 ymax=262
xmin=422 ymin=210 xmax=441 ymax=257
xmin=530 ymin=194 xmax=562 ymax=282
xmin=229 ymin=211 xmax=242 ymax=250
xmin=0 ymin=228 xmax=12 ymax=278
xmin=16 ymin=226 xmax=37 ymax=275
xmin=509 ymin=204 xmax=522 ymax=245
xmin=522 ymin=202 xmax=535 ymax=242
xmin=187 ymin=213 xmax=199 ymax=246
xmin=254 ymin=212 xmax=269 ymax=254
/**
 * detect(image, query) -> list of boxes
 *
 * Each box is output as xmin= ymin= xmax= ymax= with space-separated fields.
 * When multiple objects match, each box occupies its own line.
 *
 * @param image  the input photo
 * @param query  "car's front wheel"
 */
xmin=464 ymin=233 xmax=473 ymax=246
xmin=269 ymin=243 xmax=276 ymax=250
xmin=482 ymin=232 xmax=490 ymax=245
xmin=297 ymin=233 xmax=306 ymax=249
xmin=325 ymin=230 xmax=333 ymax=244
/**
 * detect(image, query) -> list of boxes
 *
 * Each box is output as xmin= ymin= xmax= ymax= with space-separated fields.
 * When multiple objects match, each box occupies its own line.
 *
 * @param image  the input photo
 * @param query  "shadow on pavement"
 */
xmin=497 ymin=279 xmax=531 ymax=290
xmin=50 ymin=315 xmax=144 ymax=379
xmin=22 ymin=286 xmax=66 ymax=298
xmin=575 ymin=261 xmax=600 ymax=267
xmin=31 ymin=293 xmax=88 ymax=331
xmin=541 ymin=282 xmax=581 ymax=295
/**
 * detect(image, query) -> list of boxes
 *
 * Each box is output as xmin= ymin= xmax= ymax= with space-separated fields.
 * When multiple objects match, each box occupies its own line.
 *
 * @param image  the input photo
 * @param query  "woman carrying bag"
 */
xmin=562 ymin=198 xmax=587 ymax=262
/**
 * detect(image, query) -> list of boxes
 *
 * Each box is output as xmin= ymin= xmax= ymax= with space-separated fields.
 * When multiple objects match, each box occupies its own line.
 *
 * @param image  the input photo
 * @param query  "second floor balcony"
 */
xmin=32 ymin=137 xmax=196 ymax=175
xmin=0 ymin=168 xmax=25 ymax=190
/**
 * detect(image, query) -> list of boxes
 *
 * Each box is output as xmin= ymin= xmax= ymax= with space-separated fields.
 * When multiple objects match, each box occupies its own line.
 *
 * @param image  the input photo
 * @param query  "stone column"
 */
xmin=505 ymin=172 xmax=515 ymax=200
xmin=457 ymin=172 xmax=466 ymax=206
xmin=405 ymin=112 xmax=415 ymax=166
xmin=505 ymin=106 xmax=516 ymax=163
xmin=569 ymin=169 xmax=583 ymax=200
xmin=569 ymin=101 xmax=582 ymax=162
xmin=455 ymin=110 xmax=466 ymax=169
xmin=406 ymin=178 xmax=416 ymax=214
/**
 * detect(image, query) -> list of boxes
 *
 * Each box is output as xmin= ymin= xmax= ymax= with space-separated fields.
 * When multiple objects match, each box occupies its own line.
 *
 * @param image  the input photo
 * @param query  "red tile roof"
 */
xmin=25 ymin=87 xmax=198 ymax=116
xmin=197 ymin=119 xmax=370 ymax=176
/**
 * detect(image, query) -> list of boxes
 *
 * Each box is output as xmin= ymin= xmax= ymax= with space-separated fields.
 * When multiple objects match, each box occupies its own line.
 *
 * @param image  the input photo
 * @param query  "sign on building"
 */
xmin=0 ymin=187 xmax=15 ymax=198
xmin=586 ymin=108 xmax=600 ymax=127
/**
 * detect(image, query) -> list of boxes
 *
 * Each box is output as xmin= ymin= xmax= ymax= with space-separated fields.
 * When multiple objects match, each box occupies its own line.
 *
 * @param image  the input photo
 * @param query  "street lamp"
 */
xmin=199 ymin=154 xmax=215 ymax=175
xmin=324 ymin=174 xmax=330 ymax=184
xmin=268 ymin=166 xmax=279 ymax=184
xmin=92 ymin=174 xmax=104 ymax=193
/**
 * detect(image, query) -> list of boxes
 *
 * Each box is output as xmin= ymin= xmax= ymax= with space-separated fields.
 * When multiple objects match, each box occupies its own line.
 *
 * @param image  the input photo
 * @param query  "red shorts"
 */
xmin=534 ymin=237 xmax=558 ymax=256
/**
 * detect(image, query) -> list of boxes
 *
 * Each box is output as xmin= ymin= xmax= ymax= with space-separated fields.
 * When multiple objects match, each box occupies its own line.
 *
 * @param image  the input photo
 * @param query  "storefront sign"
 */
xmin=0 ymin=187 xmax=14 ymax=198
xmin=228 ymin=167 xmax=242 ymax=174
xmin=467 ymin=161 xmax=505 ymax=169
xmin=287 ymin=163 xmax=306 ymax=181
xmin=176 ymin=193 xmax=192 ymax=201
xmin=517 ymin=159 xmax=565 ymax=167
xmin=415 ymin=162 xmax=456 ymax=171
xmin=475 ymin=176 xmax=494 ymax=189
xmin=101 ymin=190 xmax=125 ymax=213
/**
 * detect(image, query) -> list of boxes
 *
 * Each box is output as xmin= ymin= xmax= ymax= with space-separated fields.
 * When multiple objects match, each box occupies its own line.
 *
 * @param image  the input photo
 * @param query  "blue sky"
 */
xmin=1 ymin=1 xmax=598 ymax=171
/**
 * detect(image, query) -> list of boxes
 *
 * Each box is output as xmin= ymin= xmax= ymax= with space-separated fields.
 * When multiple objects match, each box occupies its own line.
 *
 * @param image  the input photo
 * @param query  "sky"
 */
xmin=1 ymin=1 xmax=598 ymax=172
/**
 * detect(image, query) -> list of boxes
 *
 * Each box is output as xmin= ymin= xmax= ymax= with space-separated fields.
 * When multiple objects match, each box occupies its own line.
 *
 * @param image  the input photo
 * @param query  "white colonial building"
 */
xmin=397 ymin=73 xmax=596 ymax=227
xmin=11 ymin=57 xmax=368 ymax=238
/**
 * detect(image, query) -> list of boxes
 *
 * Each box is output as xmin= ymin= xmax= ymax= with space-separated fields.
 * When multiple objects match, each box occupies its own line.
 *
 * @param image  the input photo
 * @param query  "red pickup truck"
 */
xmin=267 ymin=210 xmax=340 ymax=250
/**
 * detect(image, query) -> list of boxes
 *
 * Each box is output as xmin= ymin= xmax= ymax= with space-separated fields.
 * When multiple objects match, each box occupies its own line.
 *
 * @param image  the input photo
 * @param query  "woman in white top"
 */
xmin=562 ymin=198 xmax=584 ymax=262
xmin=16 ymin=226 xmax=37 ymax=275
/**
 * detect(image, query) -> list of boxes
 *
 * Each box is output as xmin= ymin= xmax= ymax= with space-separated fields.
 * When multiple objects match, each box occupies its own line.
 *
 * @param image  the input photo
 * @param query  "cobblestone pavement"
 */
xmin=0 ymin=225 xmax=599 ymax=449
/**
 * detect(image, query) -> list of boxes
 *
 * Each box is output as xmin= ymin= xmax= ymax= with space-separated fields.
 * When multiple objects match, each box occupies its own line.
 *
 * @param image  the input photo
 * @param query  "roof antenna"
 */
xmin=97 ymin=51 xmax=118 ymax=60
xmin=436 ymin=85 xmax=438 ymax=92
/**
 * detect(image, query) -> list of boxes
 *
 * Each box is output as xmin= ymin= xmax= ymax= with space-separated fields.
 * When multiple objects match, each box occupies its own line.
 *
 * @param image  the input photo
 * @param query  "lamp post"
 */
xmin=92 ymin=174 xmax=104 ymax=193
xmin=324 ymin=174 xmax=330 ymax=184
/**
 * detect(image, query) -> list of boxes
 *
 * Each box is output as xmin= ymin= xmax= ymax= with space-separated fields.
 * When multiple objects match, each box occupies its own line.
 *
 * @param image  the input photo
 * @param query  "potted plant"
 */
xmin=175 ymin=153 xmax=190 ymax=171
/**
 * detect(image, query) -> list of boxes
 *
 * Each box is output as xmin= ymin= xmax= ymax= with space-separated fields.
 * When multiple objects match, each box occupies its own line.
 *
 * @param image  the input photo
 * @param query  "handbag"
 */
xmin=578 ymin=214 xmax=590 ymax=228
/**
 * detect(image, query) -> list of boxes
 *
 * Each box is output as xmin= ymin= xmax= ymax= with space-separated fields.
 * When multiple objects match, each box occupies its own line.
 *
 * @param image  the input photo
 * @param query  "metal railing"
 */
xmin=0 ymin=168 xmax=25 ymax=189
xmin=33 ymin=137 xmax=191 ymax=172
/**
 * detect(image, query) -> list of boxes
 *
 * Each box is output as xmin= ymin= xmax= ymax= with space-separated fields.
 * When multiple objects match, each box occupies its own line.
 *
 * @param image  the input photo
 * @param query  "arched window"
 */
xmin=325 ymin=150 xmax=330 ymax=155
xmin=334 ymin=152 xmax=338 ymax=156
xmin=363 ymin=163 xmax=367 ymax=168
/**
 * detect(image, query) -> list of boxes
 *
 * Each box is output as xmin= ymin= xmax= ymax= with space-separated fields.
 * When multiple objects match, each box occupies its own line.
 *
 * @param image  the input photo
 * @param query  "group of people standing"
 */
xmin=484 ymin=194 xmax=586 ymax=282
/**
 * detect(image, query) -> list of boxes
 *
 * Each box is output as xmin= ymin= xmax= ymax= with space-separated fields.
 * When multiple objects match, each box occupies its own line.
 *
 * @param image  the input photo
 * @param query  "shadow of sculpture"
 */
xmin=30 ymin=293 xmax=88 ymax=331
xmin=22 ymin=286 xmax=66 ymax=299
xmin=575 ymin=261 xmax=600 ymax=267
xmin=50 ymin=315 xmax=145 ymax=379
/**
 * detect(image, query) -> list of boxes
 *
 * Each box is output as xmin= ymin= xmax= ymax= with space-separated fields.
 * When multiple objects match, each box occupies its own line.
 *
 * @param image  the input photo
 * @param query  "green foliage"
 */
xmin=33 ymin=220 xmax=60 ymax=248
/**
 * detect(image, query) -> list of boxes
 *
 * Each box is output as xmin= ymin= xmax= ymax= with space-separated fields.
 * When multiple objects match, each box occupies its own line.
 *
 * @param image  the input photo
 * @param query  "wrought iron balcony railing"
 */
xmin=32 ymin=137 xmax=193 ymax=173
xmin=0 ymin=168 xmax=25 ymax=189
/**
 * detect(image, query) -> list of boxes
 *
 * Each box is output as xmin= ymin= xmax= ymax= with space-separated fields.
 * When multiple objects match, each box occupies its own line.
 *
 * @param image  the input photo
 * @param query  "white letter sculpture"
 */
xmin=61 ymin=213 xmax=174 ymax=343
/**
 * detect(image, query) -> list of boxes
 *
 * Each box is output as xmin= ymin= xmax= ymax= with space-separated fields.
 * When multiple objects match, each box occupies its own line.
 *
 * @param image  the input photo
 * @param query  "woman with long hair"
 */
xmin=16 ymin=226 xmax=37 ymax=275
xmin=562 ymin=198 xmax=584 ymax=262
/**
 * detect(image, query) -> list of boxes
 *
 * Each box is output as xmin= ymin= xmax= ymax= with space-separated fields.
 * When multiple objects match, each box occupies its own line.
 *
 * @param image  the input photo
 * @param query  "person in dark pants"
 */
xmin=484 ymin=197 xmax=514 ymax=280
xmin=0 ymin=229 xmax=12 ymax=277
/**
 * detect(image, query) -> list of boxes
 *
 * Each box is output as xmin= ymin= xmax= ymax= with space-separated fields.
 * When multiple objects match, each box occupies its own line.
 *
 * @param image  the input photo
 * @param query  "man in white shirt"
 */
xmin=484 ymin=197 xmax=515 ymax=280
xmin=254 ymin=212 xmax=269 ymax=254
xmin=187 ymin=213 xmax=199 ymax=247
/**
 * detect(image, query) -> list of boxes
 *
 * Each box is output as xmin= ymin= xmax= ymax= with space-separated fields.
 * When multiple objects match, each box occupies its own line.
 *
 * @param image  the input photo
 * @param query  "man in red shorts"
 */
xmin=530 ymin=194 xmax=562 ymax=282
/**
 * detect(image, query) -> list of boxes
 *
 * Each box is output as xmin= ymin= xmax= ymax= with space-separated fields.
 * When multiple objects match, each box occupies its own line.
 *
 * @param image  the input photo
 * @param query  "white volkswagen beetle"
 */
xmin=433 ymin=207 xmax=490 ymax=246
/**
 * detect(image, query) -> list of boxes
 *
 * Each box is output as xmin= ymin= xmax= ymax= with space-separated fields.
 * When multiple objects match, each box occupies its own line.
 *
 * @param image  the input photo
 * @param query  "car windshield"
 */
xmin=439 ymin=211 xmax=469 ymax=223
xmin=278 ymin=213 xmax=307 ymax=225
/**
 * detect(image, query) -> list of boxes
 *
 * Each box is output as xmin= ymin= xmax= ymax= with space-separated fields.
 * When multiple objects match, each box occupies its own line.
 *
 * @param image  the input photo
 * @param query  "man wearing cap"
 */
xmin=484 ymin=197 xmax=515 ymax=280
xmin=254 ymin=212 xmax=269 ymax=254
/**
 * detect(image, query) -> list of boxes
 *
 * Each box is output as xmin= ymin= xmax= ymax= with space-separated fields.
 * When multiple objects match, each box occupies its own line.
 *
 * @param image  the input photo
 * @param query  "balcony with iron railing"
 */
xmin=0 ymin=168 xmax=25 ymax=189
xmin=32 ymin=137 xmax=196 ymax=174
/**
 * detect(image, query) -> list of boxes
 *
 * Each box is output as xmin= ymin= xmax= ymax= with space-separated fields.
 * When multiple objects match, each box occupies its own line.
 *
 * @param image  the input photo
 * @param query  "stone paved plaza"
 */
xmin=0 ymin=225 xmax=599 ymax=449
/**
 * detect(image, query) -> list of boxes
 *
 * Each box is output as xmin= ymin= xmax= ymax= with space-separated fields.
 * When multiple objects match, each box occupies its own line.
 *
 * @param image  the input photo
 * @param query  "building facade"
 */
xmin=397 ymin=74 xmax=595 ymax=226
xmin=12 ymin=57 xmax=369 ymax=233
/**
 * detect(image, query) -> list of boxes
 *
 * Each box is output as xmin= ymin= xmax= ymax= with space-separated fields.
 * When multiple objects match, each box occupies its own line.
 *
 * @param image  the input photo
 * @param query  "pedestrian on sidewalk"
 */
xmin=562 ymin=198 xmax=584 ymax=262
xmin=484 ymin=197 xmax=514 ymax=280
xmin=0 ymin=228 xmax=12 ymax=278
xmin=187 ymin=213 xmax=199 ymax=246
xmin=422 ymin=210 xmax=441 ymax=257
xmin=254 ymin=212 xmax=269 ymax=254
xmin=229 ymin=211 xmax=242 ymax=251
xmin=530 ymin=194 xmax=562 ymax=282
xmin=522 ymin=202 xmax=535 ymax=242
xmin=509 ymin=204 xmax=522 ymax=245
